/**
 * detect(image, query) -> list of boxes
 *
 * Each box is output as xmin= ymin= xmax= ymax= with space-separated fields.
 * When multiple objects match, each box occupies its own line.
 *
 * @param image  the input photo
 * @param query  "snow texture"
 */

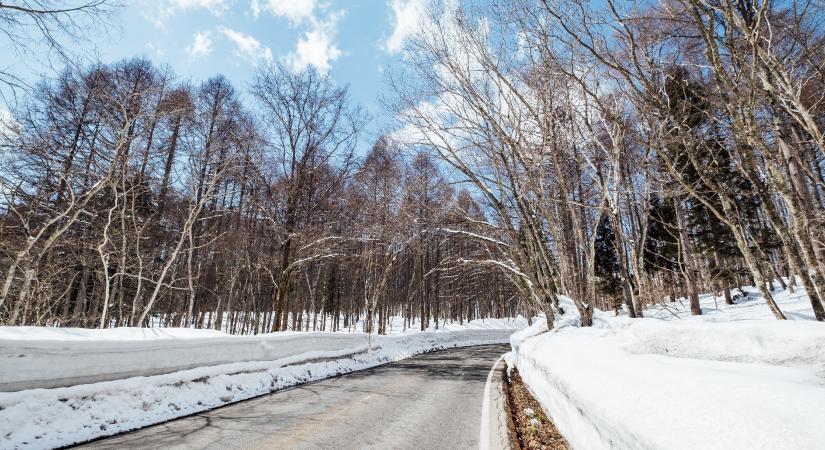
xmin=0 ymin=318 xmax=524 ymax=449
xmin=508 ymin=286 xmax=825 ymax=450
xmin=0 ymin=317 xmax=524 ymax=391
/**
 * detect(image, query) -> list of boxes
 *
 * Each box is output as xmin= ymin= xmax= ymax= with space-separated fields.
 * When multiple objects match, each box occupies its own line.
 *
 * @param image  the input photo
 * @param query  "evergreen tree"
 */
xmin=594 ymin=216 xmax=622 ymax=304
xmin=643 ymin=194 xmax=680 ymax=275
xmin=664 ymin=68 xmax=779 ymax=298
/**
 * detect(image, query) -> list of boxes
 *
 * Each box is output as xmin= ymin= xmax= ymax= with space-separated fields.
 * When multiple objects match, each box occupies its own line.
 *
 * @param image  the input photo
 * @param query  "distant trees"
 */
xmin=0 ymin=57 xmax=518 ymax=331
xmin=593 ymin=217 xmax=622 ymax=314
xmin=250 ymin=63 xmax=364 ymax=332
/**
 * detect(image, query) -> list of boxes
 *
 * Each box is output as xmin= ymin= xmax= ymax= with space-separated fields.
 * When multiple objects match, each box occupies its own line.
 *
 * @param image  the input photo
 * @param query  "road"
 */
xmin=75 ymin=344 xmax=512 ymax=450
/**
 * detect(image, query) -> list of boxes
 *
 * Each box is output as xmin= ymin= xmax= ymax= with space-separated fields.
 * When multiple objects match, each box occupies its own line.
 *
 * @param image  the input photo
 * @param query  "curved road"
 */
xmin=75 ymin=344 xmax=512 ymax=450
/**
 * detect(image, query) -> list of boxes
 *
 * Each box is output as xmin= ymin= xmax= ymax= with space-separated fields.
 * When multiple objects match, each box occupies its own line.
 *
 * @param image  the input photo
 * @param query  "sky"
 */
xmin=1 ymin=0 xmax=431 ymax=145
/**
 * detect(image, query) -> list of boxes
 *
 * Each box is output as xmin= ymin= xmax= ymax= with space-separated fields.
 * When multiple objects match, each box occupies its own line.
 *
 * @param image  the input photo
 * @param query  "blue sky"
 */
xmin=2 ymin=0 xmax=430 ymax=141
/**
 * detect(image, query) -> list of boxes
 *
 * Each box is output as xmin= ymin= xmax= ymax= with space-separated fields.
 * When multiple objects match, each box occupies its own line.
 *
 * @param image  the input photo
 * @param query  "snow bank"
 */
xmin=509 ymin=290 xmax=825 ymax=450
xmin=1 ymin=329 xmax=368 ymax=391
xmin=0 ymin=320 xmax=523 ymax=449
xmin=0 ymin=317 xmax=527 ymax=392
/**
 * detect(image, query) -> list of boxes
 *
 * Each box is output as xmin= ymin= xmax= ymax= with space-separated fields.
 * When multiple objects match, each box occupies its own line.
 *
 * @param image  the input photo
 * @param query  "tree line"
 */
xmin=0 ymin=57 xmax=521 ymax=332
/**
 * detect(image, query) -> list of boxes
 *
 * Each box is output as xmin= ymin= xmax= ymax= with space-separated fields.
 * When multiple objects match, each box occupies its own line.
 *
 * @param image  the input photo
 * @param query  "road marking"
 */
xmin=479 ymin=354 xmax=505 ymax=450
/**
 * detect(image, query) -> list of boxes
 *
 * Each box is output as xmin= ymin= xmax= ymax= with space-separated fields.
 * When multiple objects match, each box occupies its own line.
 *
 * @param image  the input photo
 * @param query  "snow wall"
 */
xmin=1 ymin=328 xmax=515 ymax=391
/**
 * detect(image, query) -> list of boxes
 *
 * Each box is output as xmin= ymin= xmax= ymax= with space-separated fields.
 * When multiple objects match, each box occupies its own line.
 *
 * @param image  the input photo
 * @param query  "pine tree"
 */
xmin=643 ymin=195 xmax=680 ymax=275
xmin=663 ymin=68 xmax=777 ymax=304
xmin=594 ymin=216 xmax=623 ymax=313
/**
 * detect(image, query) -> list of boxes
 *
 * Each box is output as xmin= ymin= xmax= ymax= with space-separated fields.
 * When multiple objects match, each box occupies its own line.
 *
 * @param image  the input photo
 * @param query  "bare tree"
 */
xmin=0 ymin=1 xmax=121 ymax=97
xmin=250 ymin=63 xmax=366 ymax=331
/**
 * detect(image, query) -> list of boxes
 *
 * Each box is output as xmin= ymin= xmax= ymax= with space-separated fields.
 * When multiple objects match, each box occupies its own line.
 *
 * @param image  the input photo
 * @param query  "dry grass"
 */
xmin=504 ymin=365 xmax=568 ymax=450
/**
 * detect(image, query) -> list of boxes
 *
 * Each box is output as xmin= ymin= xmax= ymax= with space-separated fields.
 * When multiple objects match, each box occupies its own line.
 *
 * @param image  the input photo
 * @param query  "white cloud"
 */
xmin=252 ymin=0 xmax=344 ymax=73
xmin=382 ymin=0 xmax=428 ymax=54
xmin=251 ymin=0 xmax=316 ymax=25
xmin=148 ymin=0 xmax=230 ymax=27
xmin=250 ymin=0 xmax=262 ymax=17
xmin=285 ymin=12 xmax=343 ymax=73
xmin=186 ymin=31 xmax=213 ymax=61
xmin=171 ymin=0 xmax=230 ymax=13
xmin=146 ymin=43 xmax=167 ymax=58
xmin=219 ymin=27 xmax=273 ymax=65
xmin=0 ymin=109 xmax=15 ymax=134
xmin=0 ymin=109 xmax=19 ymax=156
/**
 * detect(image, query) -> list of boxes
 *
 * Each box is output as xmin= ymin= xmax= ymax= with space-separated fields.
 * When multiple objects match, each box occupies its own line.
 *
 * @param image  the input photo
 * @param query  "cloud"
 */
xmin=285 ymin=11 xmax=343 ymax=73
xmin=148 ymin=0 xmax=231 ymax=27
xmin=186 ymin=31 xmax=213 ymax=61
xmin=251 ymin=0 xmax=316 ymax=25
xmin=0 ymin=109 xmax=15 ymax=134
xmin=382 ymin=0 xmax=428 ymax=54
xmin=146 ymin=43 xmax=167 ymax=58
xmin=0 ymin=108 xmax=19 ymax=153
xmin=218 ymin=27 xmax=273 ymax=65
xmin=252 ymin=0 xmax=344 ymax=73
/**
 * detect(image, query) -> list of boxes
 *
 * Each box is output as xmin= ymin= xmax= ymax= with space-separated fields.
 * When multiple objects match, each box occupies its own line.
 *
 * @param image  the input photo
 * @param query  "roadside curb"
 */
xmin=480 ymin=356 xmax=517 ymax=450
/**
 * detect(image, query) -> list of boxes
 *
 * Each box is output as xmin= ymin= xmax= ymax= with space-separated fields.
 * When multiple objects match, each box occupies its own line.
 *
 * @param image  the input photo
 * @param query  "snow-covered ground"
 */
xmin=508 ymin=286 xmax=825 ymax=450
xmin=0 ymin=317 xmax=525 ymax=449
xmin=147 ymin=311 xmax=514 ymax=334
xmin=6 ymin=285 xmax=821 ymax=450
xmin=0 ymin=316 xmax=523 ymax=391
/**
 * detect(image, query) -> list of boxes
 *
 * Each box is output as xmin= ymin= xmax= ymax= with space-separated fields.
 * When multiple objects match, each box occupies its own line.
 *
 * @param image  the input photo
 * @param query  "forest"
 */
xmin=1 ymin=0 xmax=824 ymax=334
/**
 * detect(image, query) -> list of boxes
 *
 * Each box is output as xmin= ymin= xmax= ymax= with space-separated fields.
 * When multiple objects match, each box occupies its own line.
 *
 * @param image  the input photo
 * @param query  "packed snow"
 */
xmin=0 ymin=317 xmax=523 ymax=391
xmin=0 ymin=317 xmax=524 ymax=449
xmin=508 ymin=285 xmax=825 ymax=450
xmin=143 ymin=311 xmax=520 ymax=335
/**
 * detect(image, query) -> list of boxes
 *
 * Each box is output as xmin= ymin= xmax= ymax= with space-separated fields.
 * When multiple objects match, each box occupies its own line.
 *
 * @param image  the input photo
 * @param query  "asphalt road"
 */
xmin=75 ymin=344 xmax=512 ymax=450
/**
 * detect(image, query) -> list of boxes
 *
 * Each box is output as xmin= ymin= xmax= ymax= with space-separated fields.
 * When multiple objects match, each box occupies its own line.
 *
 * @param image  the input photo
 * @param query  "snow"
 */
xmin=6 ymin=283 xmax=820 ymax=449
xmin=0 ymin=317 xmax=525 ymax=449
xmin=0 ymin=326 xmax=226 ymax=341
xmin=0 ymin=317 xmax=525 ymax=392
xmin=508 ymin=286 xmax=825 ymax=450
xmin=144 ymin=311 xmax=522 ymax=334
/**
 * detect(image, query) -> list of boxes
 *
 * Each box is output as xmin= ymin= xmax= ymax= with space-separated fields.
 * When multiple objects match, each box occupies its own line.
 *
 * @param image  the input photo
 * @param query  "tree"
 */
xmin=0 ymin=1 xmax=122 ymax=96
xmin=250 ymin=63 xmax=366 ymax=332
xmin=593 ymin=216 xmax=623 ymax=313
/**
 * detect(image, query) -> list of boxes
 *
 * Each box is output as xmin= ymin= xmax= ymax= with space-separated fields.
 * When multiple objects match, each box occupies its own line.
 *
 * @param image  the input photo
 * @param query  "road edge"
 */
xmin=65 ymin=343 xmax=511 ymax=449
xmin=480 ymin=355 xmax=517 ymax=450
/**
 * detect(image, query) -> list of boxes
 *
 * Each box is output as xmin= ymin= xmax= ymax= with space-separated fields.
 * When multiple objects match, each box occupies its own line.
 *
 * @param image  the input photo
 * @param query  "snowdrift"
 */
xmin=508 ymin=290 xmax=825 ymax=450
xmin=1 ymin=329 xmax=367 ymax=391
xmin=0 ymin=318 xmax=524 ymax=392
xmin=0 ymin=318 xmax=523 ymax=449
